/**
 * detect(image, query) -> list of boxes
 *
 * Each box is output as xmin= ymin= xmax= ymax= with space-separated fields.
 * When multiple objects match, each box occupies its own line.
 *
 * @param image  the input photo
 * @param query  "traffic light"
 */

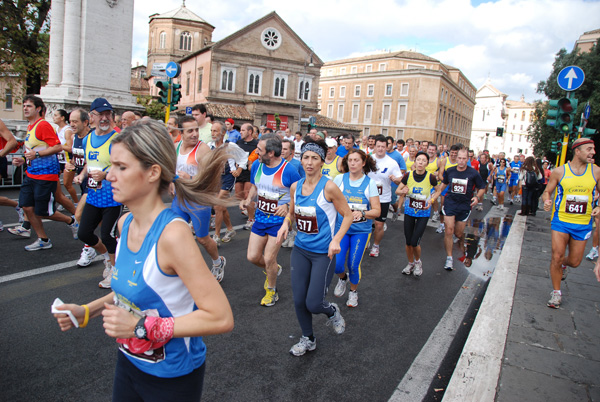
xmin=555 ymin=98 xmax=578 ymax=135
xmin=546 ymin=99 xmax=559 ymax=129
xmin=581 ymin=128 xmax=597 ymax=138
xmin=550 ymin=141 xmax=560 ymax=153
xmin=156 ymin=80 xmax=170 ymax=105
xmin=171 ymin=83 xmax=182 ymax=105
xmin=496 ymin=127 xmax=504 ymax=137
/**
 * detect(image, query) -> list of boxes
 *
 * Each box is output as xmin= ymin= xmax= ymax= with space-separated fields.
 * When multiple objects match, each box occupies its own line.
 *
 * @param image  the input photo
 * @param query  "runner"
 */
xmin=367 ymin=135 xmax=403 ymax=257
xmin=0 ymin=119 xmax=25 ymax=230
xmin=397 ymin=151 xmax=441 ymax=276
xmin=240 ymin=133 xmax=301 ymax=306
xmin=508 ymin=154 xmax=522 ymax=204
xmin=321 ymin=138 xmax=343 ymax=179
xmin=475 ymin=153 xmax=493 ymax=211
xmin=543 ymin=139 xmax=600 ymax=308
xmin=53 ymin=120 xmax=234 ymax=401
xmin=235 ymin=123 xmax=259 ymax=230
xmin=492 ymin=158 xmax=510 ymax=211
xmin=386 ymin=136 xmax=406 ymax=221
xmin=170 ymin=116 xmax=226 ymax=282
xmin=11 ymin=95 xmax=79 ymax=250
xmin=436 ymin=144 xmax=459 ymax=234
xmin=281 ymin=138 xmax=305 ymax=248
xmin=53 ymin=109 xmax=78 ymax=203
xmin=438 ymin=149 xmax=486 ymax=271
xmin=425 ymin=143 xmax=442 ymax=222
xmin=277 ymin=137 xmax=353 ymax=356
xmin=332 ymin=149 xmax=381 ymax=307
xmin=73 ymin=98 xmax=122 ymax=287
xmin=519 ymin=156 xmax=543 ymax=216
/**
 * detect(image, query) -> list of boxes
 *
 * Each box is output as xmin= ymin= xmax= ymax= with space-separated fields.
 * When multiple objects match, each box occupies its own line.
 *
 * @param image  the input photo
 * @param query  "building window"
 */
xmin=400 ymin=83 xmax=409 ymax=96
xmin=298 ymin=78 xmax=311 ymax=100
xmin=365 ymin=64 xmax=372 ymax=73
xmin=261 ymin=27 xmax=282 ymax=50
xmin=382 ymin=104 xmax=391 ymax=122
xmin=396 ymin=129 xmax=404 ymax=139
xmin=385 ymin=84 xmax=393 ymax=96
xmin=340 ymin=67 xmax=346 ymax=74
xmin=352 ymin=103 xmax=359 ymax=122
xmin=379 ymin=63 xmax=386 ymax=71
xmin=220 ymin=67 xmax=236 ymax=92
xmin=197 ymin=68 xmax=203 ymax=92
xmin=367 ymin=84 xmax=374 ymax=97
xmin=521 ymin=111 xmax=526 ymax=121
xmin=364 ymin=127 xmax=370 ymax=136
xmin=273 ymin=73 xmax=288 ymax=98
xmin=354 ymin=85 xmax=361 ymax=97
xmin=382 ymin=128 xmax=388 ymax=136
xmin=327 ymin=69 xmax=334 ymax=76
xmin=327 ymin=104 xmax=334 ymax=118
xmin=186 ymin=73 xmax=190 ymax=96
xmin=351 ymin=66 xmax=357 ymax=74
xmin=318 ymin=87 xmax=322 ymax=98
xmin=365 ymin=104 xmax=372 ymax=121
xmin=159 ymin=32 xmax=166 ymax=49
xmin=329 ymin=87 xmax=335 ymax=98
xmin=180 ymin=31 xmax=192 ymax=51
xmin=337 ymin=104 xmax=344 ymax=120
xmin=520 ymin=125 xmax=523 ymax=131
xmin=247 ymin=70 xmax=263 ymax=95
xmin=340 ymin=86 xmax=346 ymax=97
xmin=4 ymin=90 xmax=12 ymax=110
xmin=398 ymin=103 xmax=407 ymax=122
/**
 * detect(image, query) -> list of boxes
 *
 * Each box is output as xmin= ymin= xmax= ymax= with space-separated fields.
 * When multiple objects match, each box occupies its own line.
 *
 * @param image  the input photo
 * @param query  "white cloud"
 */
xmin=132 ymin=0 xmax=600 ymax=103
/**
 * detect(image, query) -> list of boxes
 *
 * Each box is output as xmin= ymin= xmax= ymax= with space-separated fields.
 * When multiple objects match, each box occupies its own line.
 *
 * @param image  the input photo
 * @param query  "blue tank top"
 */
xmin=496 ymin=167 xmax=507 ymax=184
xmin=336 ymin=173 xmax=372 ymax=235
xmin=111 ymin=209 xmax=206 ymax=378
xmin=294 ymin=176 xmax=337 ymax=254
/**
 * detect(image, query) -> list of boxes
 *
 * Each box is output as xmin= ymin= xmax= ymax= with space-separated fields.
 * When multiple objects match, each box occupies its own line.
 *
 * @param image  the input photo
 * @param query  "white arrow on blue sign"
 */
xmin=584 ymin=104 xmax=591 ymax=120
xmin=165 ymin=61 xmax=181 ymax=79
xmin=557 ymin=65 xmax=585 ymax=91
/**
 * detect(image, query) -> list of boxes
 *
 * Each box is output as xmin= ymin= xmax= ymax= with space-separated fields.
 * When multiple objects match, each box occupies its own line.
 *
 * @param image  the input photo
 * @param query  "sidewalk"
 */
xmin=443 ymin=210 xmax=600 ymax=401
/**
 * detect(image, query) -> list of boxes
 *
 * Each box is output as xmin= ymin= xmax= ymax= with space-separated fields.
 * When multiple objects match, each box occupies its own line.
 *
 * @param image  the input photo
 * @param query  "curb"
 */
xmin=441 ymin=214 xmax=527 ymax=402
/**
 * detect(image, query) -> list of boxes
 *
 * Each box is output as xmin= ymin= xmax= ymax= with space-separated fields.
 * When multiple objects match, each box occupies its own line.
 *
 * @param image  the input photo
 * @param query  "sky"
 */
xmin=131 ymin=0 xmax=600 ymax=104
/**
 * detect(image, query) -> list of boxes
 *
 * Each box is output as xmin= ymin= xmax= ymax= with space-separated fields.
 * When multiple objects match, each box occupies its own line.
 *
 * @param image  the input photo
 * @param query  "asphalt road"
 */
xmin=0 ymin=186 xmax=518 ymax=402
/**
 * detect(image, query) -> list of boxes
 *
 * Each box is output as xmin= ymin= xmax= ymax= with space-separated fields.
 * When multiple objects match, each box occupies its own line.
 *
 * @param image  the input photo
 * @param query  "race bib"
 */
xmin=73 ymin=149 xmax=85 ymax=168
xmin=257 ymin=191 xmax=279 ymax=214
xmin=512 ymin=167 xmax=519 ymax=173
xmin=565 ymin=195 xmax=588 ymax=215
xmin=376 ymin=181 xmax=383 ymax=196
xmin=57 ymin=152 xmax=66 ymax=163
xmin=295 ymin=206 xmax=319 ymax=234
xmin=497 ymin=176 xmax=505 ymax=184
xmin=349 ymin=203 xmax=368 ymax=223
xmin=408 ymin=194 xmax=427 ymax=210
xmin=451 ymin=178 xmax=468 ymax=194
xmin=87 ymin=167 xmax=102 ymax=189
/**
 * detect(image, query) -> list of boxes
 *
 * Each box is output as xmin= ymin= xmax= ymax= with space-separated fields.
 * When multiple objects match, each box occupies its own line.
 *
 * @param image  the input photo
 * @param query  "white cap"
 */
xmin=325 ymin=138 xmax=338 ymax=148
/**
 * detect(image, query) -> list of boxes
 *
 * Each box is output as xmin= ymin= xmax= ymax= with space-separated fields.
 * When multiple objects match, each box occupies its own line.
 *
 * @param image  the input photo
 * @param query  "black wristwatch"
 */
xmin=134 ymin=316 xmax=148 ymax=340
xmin=361 ymin=210 xmax=366 ymax=219
xmin=35 ymin=151 xmax=40 ymax=158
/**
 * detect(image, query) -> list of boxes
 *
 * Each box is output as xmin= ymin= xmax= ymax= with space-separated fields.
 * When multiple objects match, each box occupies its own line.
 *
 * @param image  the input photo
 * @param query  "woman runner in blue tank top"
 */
xmin=332 ymin=149 xmax=381 ymax=308
xmin=53 ymin=121 xmax=234 ymax=402
xmin=277 ymin=137 xmax=354 ymax=357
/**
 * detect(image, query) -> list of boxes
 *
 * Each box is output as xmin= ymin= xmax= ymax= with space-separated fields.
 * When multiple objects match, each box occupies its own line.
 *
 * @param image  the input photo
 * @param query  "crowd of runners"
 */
xmin=0 ymin=93 xmax=595 ymax=399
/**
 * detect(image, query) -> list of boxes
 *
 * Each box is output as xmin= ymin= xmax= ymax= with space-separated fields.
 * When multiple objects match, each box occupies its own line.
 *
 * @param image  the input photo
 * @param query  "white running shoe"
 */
xmin=69 ymin=218 xmax=79 ymax=240
xmin=8 ymin=225 xmax=31 ymax=238
xmin=77 ymin=246 xmax=97 ymax=267
xmin=212 ymin=234 xmax=221 ymax=247
xmin=369 ymin=245 xmax=380 ymax=257
xmin=436 ymin=223 xmax=445 ymax=234
xmin=431 ymin=211 xmax=440 ymax=222
xmin=383 ymin=223 xmax=388 ymax=231
xmin=326 ymin=303 xmax=345 ymax=334
xmin=444 ymin=257 xmax=453 ymax=271
xmin=402 ymin=263 xmax=415 ymax=275
xmin=103 ymin=259 xmax=112 ymax=279
xmin=586 ymin=247 xmax=599 ymax=261
xmin=211 ymin=256 xmax=226 ymax=283
xmin=289 ymin=336 xmax=317 ymax=356
xmin=99 ymin=265 xmax=113 ymax=288
xmin=346 ymin=291 xmax=358 ymax=308
xmin=243 ymin=219 xmax=255 ymax=231
xmin=561 ymin=264 xmax=568 ymax=281
xmin=221 ymin=229 xmax=236 ymax=243
xmin=16 ymin=206 xmax=25 ymax=223
xmin=334 ymin=277 xmax=348 ymax=297
xmin=547 ymin=290 xmax=561 ymax=309
xmin=413 ymin=260 xmax=423 ymax=277
xmin=391 ymin=211 xmax=399 ymax=222
xmin=25 ymin=238 xmax=52 ymax=251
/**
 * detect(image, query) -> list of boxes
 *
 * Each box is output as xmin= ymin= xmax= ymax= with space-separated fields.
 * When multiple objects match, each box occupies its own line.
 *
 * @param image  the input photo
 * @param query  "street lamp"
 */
xmin=298 ymin=50 xmax=314 ymax=132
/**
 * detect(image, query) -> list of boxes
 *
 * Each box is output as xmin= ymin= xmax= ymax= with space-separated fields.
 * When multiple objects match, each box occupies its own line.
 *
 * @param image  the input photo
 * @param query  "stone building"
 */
xmin=318 ymin=51 xmax=476 ymax=145
xmin=573 ymin=28 xmax=600 ymax=54
xmin=504 ymin=97 xmax=535 ymax=156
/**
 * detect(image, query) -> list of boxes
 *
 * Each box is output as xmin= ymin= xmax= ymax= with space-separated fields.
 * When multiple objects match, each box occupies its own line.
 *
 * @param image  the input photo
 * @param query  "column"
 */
xmin=61 ymin=0 xmax=81 ymax=87
xmin=46 ymin=0 xmax=65 ymax=87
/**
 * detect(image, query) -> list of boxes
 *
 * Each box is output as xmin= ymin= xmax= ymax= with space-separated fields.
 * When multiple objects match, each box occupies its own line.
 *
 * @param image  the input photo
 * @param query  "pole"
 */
xmin=558 ymin=134 xmax=569 ymax=167
xmin=164 ymin=78 xmax=172 ymax=124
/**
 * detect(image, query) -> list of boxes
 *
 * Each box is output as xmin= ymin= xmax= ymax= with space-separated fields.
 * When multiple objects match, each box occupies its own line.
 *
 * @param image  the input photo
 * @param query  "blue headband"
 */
xmin=301 ymin=142 xmax=326 ymax=161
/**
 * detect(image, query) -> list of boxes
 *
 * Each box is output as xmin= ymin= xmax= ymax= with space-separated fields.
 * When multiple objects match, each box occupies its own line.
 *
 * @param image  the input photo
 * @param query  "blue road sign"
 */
xmin=165 ymin=62 xmax=181 ymax=79
xmin=186 ymin=106 xmax=192 ymax=116
xmin=584 ymin=104 xmax=591 ymax=120
xmin=557 ymin=66 xmax=585 ymax=91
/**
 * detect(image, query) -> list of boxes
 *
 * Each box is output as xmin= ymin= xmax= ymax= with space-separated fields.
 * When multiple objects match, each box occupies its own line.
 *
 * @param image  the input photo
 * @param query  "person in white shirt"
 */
xmin=293 ymin=131 xmax=304 ymax=161
xmin=367 ymin=135 xmax=402 ymax=257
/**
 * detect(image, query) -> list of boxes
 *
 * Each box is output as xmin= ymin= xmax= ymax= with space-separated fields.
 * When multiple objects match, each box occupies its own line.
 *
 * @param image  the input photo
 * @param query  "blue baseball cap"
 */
xmin=90 ymin=98 xmax=113 ymax=113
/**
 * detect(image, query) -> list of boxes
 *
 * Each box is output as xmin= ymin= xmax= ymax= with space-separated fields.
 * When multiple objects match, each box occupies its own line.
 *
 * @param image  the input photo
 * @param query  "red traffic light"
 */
xmin=557 ymin=98 xmax=573 ymax=113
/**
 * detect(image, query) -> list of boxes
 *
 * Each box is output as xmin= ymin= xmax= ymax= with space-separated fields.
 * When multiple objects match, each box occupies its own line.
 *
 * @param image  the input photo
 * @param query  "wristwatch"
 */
xmin=134 ymin=316 xmax=148 ymax=340
xmin=35 ymin=151 xmax=40 ymax=158
xmin=361 ymin=210 xmax=366 ymax=219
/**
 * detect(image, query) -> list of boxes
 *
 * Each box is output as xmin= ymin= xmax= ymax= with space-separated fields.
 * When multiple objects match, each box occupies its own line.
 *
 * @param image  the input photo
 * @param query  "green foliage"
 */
xmin=0 ymin=1 xmax=51 ymax=95
xmin=136 ymin=95 xmax=165 ymax=121
xmin=532 ymin=43 xmax=600 ymax=156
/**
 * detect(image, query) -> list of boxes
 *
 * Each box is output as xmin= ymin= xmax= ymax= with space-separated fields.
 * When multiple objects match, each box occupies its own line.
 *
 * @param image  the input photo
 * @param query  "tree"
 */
xmin=0 ymin=1 xmax=51 ymax=97
xmin=136 ymin=95 xmax=165 ymax=121
xmin=530 ymin=43 xmax=600 ymax=158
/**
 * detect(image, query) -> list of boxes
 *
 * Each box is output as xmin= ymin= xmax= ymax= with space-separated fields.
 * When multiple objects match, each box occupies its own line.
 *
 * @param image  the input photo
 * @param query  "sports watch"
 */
xmin=134 ymin=316 xmax=148 ymax=340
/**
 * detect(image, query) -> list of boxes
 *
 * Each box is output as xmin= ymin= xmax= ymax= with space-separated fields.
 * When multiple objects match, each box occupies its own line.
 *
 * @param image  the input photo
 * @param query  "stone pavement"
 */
xmin=443 ymin=209 xmax=600 ymax=402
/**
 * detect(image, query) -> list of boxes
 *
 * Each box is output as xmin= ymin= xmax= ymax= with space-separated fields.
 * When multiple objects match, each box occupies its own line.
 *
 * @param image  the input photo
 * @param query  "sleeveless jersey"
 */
xmin=509 ymin=161 xmax=522 ymax=183
xmin=405 ymin=157 xmax=415 ymax=171
xmin=84 ymin=130 xmax=121 ymax=208
xmin=176 ymin=140 xmax=202 ymax=177
xmin=112 ymin=209 xmax=206 ymax=378
xmin=25 ymin=118 xmax=60 ymax=180
xmin=336 ymin=173 xmax=372 ymax=235
xmin=56 ymin=125 xmax=71 ymax=164
xmin=71 ymin=133 xmax=88 ymax=174
xmin=426 ymin=157 xmax=439 ymax=174
xmin=321 ymin=156 xmax=342 ymax=180
xmin=553 ymin=163 xmax=596 ymax=226
xmin=479 ymin=161 xmax=489 ymax=179
xmin=294 ymin=176 xmax=337 ymax=254
xmin=445 ymin=160 xmax=458 ymax=171
xmin=252 ymin=159 xmax=297 ymax=225
xmin=496 ymin=167 xmax=507 ymax=184
xmin=404 ymin=171 xmax=435 ymax=218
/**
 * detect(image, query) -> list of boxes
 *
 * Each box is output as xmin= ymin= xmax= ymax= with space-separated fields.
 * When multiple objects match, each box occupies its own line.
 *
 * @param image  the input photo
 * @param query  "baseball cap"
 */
xmin=226 ymin=118 xmax=234 ymax=125
xmin=90 ymin=98 xmax=113 ymax=113
xmin=316 ymin=131 xmax=325 ymax=139
xmin=325 ymin=138 xmax=338 ymax=148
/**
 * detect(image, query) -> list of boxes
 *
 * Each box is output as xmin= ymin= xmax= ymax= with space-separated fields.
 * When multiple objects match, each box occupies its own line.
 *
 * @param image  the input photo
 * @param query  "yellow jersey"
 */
xmin=426 ymin=157 xmax=439 ymax=174
xmin=406 ymin=157 xmax=415 ymax=171
xmin=553 ymin=163 xmax=596 ymax=225
xmin=322 ymin=156 xmax=342 ymax=180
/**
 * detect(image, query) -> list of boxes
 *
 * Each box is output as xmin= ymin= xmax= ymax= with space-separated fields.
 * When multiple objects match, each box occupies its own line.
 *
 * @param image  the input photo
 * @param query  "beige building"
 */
xmin=504 ymin=96 xmax=535 ymax=156
xmin=0 ymin=71 xmax=25 ymax=120
xmin=573 ymin=28 xmax=600 ymax=54
xmin=318 ymin=51 xmax=476 ymax=145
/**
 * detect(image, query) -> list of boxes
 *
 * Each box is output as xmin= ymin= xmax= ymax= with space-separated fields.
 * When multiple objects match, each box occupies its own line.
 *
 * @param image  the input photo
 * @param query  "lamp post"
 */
xmin=298 ymin=50 xmax=314 ymax=132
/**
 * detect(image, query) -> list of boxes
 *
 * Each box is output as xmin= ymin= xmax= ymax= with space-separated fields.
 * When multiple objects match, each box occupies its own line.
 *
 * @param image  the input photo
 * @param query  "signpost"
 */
xmin=156 ymin=62 xmax=182 ymax=123
xmin=557 ymin=66 xmax=585 ymax=92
